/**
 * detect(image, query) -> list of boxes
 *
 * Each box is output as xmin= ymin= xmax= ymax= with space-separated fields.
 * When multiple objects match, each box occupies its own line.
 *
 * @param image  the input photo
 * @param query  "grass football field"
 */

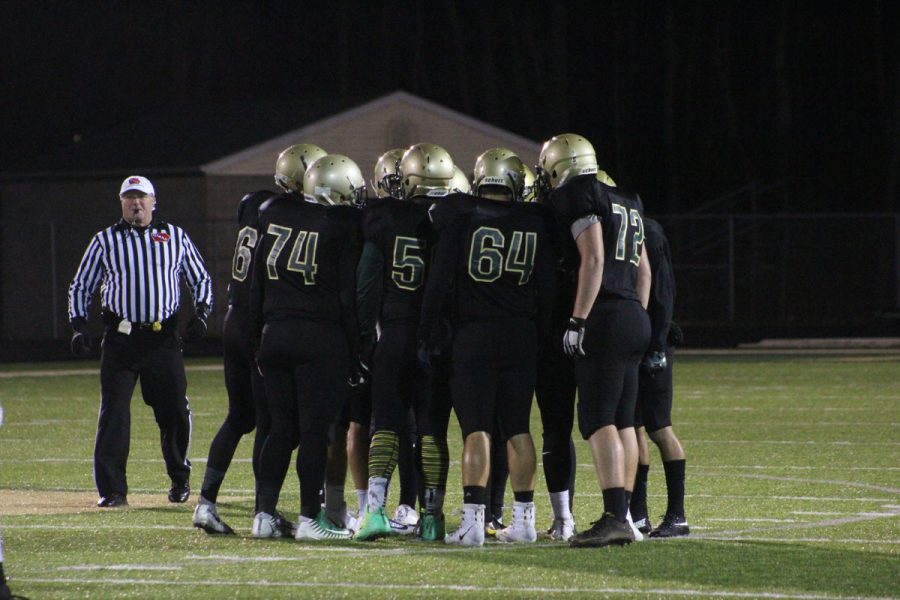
xmin=0 ymin=351 xmax=898 ymax=599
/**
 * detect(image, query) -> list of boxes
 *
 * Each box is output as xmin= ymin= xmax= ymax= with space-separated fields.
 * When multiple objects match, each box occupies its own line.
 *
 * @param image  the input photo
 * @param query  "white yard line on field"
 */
xmin=15 ymin=577 xmax=899 ymax=599
xmin=695 ymin=507 xmax=900 ymax=537
xmin=0 ymin=365 xmax=222 ymax=378
xmin=736 ymin=474 xmax=900 ymax=495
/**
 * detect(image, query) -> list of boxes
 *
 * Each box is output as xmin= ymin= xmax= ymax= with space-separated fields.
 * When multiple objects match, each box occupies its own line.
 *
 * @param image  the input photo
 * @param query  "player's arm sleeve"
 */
xmin=418 ymin=221 xmax=461 ymax=346
xmin=339 ymin=224 xmax=363 ymax=357
xmin=535 ymin=225 xmax=558 ymax=348
xmin=180 ymin=229 xmax=214 ymax=310
xmin=68 ymin=235 xmax=105 ymax=324
xmin=647 ymin=237 xmax=675 ymax=351
xmin=356 ymin=241 xmax=383 ymax=341
xmin=249 ymin=225 xmax=267 ymax=347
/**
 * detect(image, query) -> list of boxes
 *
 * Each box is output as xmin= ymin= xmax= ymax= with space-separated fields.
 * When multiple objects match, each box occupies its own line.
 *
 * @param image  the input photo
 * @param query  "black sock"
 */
xmin=567 ymin=437 xmax=577 ymax=512
xmin=397 ymin=429 xmax=418 ymax=507
xmin=296 ymin=430 xmax=329 ymax=518
xmin=513 ymin=490 xmax=534 ymax=503
xmin=663 ymin=459 xmax=686 ymax=518
xmin=631 ymin=463 xmax=650 ymax=519
xmin=200 ymin=466 xmax=226 ymax=505
xmin=601 ymin=487 xmax=627 ymax=522
xmin=201 ymin=420 xmax=243 ymax=503
xmin=463 ymin=485 xmax=486 ymax=506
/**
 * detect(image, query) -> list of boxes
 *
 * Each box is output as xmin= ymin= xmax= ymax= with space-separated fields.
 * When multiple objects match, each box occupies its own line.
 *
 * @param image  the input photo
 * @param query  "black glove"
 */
xmin=417 ymin=338 xmax=435 ymax=374
xmin=183 ymin=303 xmax=210 ymax=342
xmin=348 ymin=334 xmax=377 ymax=387
xmin=641 ymin=350 xmax=668 ymax=375
xmin=562 ymin=317 xmax=586 ymax=357
xmin=668 ymin=321 xmax=684 ymax=347
xmin=70 ymin=317 xmax=91 ymax=357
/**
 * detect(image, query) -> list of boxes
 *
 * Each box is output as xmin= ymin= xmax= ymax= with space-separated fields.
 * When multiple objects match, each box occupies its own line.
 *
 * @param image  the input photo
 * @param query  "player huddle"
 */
xmin=192 ymin=134 xmax=689 ymax=548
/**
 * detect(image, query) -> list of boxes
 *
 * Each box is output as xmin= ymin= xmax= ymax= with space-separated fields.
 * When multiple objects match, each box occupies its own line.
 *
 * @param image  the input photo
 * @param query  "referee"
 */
xmin=68 ymin=175 xmax=213 ymax=508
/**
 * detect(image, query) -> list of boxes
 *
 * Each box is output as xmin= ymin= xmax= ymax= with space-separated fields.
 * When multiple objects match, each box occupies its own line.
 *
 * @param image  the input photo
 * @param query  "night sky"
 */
xmin=3 ymin=1 xmax=898 ymax=214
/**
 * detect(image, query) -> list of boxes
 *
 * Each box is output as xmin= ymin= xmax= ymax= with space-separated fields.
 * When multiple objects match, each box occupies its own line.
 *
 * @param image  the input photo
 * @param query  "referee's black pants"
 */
xmin=96 ymin=325 xmax=192 ymax=498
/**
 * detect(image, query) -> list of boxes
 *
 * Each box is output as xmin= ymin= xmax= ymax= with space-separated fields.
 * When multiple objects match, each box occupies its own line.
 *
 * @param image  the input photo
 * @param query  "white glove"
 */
xmin=563 ymin=317 xmax=586 ymax=357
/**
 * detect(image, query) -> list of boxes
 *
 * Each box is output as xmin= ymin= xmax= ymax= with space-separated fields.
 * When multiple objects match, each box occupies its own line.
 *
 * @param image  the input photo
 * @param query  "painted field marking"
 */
xmin=736 ymin=474 xmax=900 ymax=495
xmin=59 ymin=564 xmax=181 ymax=571
xmin=15 ymin=576 xmax=898 ymax=600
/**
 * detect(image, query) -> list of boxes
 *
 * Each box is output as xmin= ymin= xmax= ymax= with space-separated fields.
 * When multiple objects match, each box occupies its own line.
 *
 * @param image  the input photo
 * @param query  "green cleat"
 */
xmin=420 ymin=512 xmax=446 ymax=541
xmin=354 ymin=507 xmax=393 ymax=541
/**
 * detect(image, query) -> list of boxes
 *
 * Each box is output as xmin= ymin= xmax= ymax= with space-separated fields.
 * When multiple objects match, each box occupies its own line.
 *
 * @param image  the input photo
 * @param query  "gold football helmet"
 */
xmin=302 ymin=154 xmax=366 ymax=206
xmin=521 ymin=165 xmax=537 ymax=202
xmin=537 ymin=133 xmax=598 ymax=189
xmin=275 ymin=143 xmax=328 ymax=192
xmin=399 ymin=143 xmax=455 ymax=199
xmin=449 ymin=166 xmax=471 ymax=194
xmin=473 ymin=147 xmax=526 ymax=201
xmin=597 ymin=170 xmax=617 ymax=187
xmin=372 ymin=148 xmax=405 ymax=198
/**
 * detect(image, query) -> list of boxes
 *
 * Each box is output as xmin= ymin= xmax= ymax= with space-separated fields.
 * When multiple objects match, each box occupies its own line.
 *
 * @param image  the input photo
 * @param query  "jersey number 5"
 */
xmin=392 ymin=237 xmax=426 ymax=291
xmin=232 ymin=226 xmax=258 ymax=282
xmin=265 ymin=224 xmax=319 ymax=284
xmin=611 ymin=203 xmax=645 ymax=266
xmin=468 ymin=226 xmax=537 ymax=284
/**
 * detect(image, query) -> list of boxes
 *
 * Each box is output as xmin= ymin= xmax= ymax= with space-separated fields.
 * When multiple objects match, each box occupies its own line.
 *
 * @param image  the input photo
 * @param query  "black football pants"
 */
xmin=96 ymin=327 xmax=192 ymax=498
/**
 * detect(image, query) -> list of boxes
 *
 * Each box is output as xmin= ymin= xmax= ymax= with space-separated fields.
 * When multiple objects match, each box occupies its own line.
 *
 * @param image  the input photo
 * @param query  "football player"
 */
xmin=541 ymin=133 xmax=651 ymax=548
xmin=250 ymin=154 xmax=364 ymax=541
xmin=193 ymin=143 xmax=326 ymax=536
xmin=535 ymin=160 xmax=630 ymax=542
xmin=353 ymin=144 xmax=454 ymax=541
xmin=419 ymin=148 xmax=557 ymax=546
xmin=630 ymin=217 xmax=689 ymax=538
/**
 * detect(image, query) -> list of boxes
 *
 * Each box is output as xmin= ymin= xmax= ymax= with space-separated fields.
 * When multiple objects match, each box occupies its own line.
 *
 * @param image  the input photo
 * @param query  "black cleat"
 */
xmin=650 ymin=514 xmax=690 ymax=538
xmin=97 ymin=493 xmax=128 ymax=508
xmin=168 ymin=482 xmax=190 ymax=503
xmin=632 ymin=516 xmax=654 ymax=535
xmin=569 ymin=513 xmax=634 ymax=548
xmin=273 ymin=511 xmax=297 ymax=537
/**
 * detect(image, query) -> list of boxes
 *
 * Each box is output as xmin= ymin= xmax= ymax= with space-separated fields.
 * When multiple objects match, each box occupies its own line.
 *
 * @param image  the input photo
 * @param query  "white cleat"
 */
xmin=295 ymin=512 xmax=353 ymax=541
xmin=251 ymin=511 xmax=283 ymax=538
xmin=390 ymin=503 xmax=420 ymax=535
xmin=445 ymin=504 xmax=485 ymax=547
xmin=547 ymin=515 xmax=576 ymax=541
xmin=326 ymin=505 xmax=359 ymax=534
xmin=496 ymin=502 xmax=537 ymax=543
xmin=193 ymin=503 xmax=235 ymax=535
xmin=626 ymin=510 xmax=644 ymax=542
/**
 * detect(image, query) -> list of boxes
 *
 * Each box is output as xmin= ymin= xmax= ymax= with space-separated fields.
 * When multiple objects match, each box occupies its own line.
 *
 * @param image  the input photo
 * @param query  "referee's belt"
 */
xmin=102 ymin=311 xmax=176 ymax=335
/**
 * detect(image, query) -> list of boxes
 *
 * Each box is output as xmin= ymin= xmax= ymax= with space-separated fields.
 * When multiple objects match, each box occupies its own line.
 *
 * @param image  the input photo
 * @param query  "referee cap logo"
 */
xmin=119 ymin=175 xmax=155 ymax=197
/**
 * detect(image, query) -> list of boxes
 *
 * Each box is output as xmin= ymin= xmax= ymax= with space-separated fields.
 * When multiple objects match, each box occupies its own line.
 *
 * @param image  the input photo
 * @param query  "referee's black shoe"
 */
xmin=649 ymin=514 xmax=690 ymax=538
xmin=97 ymin=493 xmax=128 ymax=508
xmin=168 ymin=481 xmax=190 ymax=503
xmin=569 ymin=513 xmax=634 ymax=548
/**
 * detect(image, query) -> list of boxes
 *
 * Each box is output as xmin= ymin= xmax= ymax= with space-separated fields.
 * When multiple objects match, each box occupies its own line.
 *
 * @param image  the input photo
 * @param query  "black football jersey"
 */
xmin=250 ymin=193 xmax=361 ymax=328
xmin=644 ymin=218 xmax=675 ymax=351
xmin=227 ymin=190 xmax=277 ymax=307
xmin=421 ymin=195 xmax=556 ymax=338
xmin=360 ymin=196 xmax=438 ymax=326
xmin=550 ymin=174 xmax=646 ymax=305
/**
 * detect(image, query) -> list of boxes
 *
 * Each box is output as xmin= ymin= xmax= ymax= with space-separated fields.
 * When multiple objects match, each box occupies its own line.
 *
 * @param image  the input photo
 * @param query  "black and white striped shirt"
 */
xmin=68 ymin=219 xmax=213 ymax=324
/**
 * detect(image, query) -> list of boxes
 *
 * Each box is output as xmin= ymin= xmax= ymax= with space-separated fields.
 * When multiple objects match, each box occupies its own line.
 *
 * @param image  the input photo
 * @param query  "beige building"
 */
xmin=0 ymin=91 xmax=539 ymax=349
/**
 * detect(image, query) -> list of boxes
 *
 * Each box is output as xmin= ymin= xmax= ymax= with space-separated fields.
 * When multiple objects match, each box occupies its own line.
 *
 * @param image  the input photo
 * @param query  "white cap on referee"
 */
xmin=119 ymin=175 xmax=155 ymax=197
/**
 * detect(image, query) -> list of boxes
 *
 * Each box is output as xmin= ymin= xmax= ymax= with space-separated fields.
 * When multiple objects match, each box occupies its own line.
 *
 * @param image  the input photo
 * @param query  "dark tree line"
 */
xmin=3 ymin=1 xmax=898 ymax=213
